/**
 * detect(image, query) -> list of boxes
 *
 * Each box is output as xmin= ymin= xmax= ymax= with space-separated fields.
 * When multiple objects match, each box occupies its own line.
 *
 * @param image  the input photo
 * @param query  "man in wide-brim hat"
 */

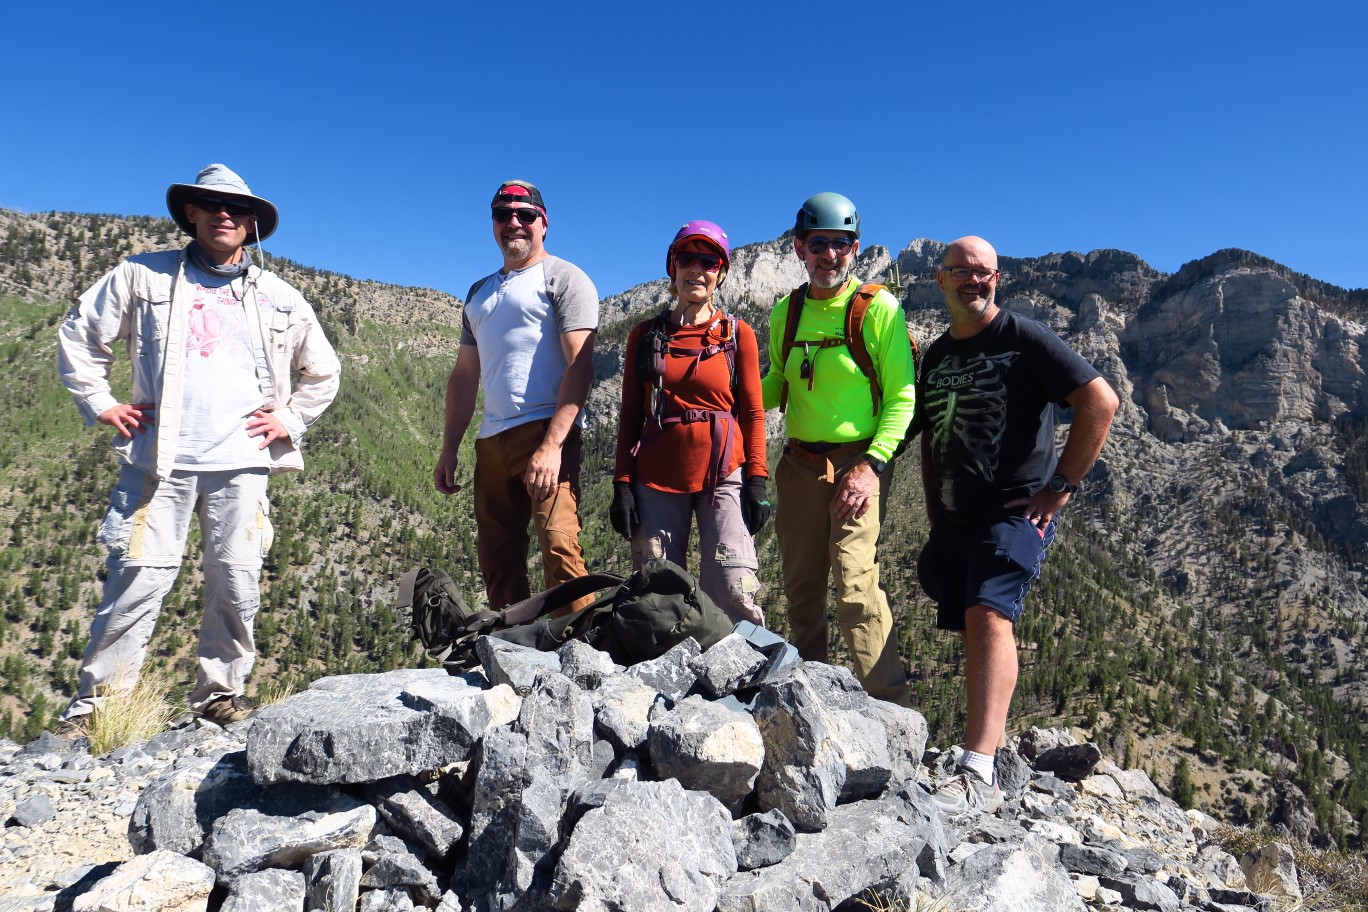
xmin=54 ymin=163 xmax=340 ymax=734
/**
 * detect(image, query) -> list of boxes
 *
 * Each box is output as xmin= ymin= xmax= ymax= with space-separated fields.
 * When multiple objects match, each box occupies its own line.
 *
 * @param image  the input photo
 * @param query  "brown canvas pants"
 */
xmin=474 ymin=420 xmax=591 ymax=612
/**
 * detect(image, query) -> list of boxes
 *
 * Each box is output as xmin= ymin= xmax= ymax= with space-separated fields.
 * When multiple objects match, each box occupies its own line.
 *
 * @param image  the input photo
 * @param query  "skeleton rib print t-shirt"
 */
xmin=914 ymin=310 xmax=1100 ymax=527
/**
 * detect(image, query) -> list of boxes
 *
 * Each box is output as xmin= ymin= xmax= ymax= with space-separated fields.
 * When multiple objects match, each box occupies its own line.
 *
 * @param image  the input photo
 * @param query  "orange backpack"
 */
xmin=777 ymin=281 xmax=920 ymax=414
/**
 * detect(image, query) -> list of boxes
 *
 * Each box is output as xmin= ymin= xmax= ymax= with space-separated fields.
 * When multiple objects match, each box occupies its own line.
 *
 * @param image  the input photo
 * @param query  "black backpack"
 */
xmin=398 ymin=559 xmax=736 ymax=674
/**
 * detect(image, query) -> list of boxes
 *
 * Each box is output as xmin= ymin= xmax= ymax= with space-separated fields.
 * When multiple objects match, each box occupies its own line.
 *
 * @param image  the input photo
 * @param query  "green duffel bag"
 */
xmin=400 ymin=559 xmax=734 ymax=674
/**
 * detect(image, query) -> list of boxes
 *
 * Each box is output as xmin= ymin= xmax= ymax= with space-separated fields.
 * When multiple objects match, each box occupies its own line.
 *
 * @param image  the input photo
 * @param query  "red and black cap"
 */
xmin=491 ymin=180 xmax=546 ymax=214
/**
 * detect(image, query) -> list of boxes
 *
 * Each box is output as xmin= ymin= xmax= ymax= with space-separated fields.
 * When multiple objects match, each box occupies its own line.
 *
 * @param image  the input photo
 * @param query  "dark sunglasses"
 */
xmin=492 ymin=206 xmax=542 ymax=225
xmin=673 ymin=251 xmax=723 ymax=272
xmin=191 ymin=196 xmax=255 ymax=217
xmin=803 ymin=236 xmax=855 ymax=256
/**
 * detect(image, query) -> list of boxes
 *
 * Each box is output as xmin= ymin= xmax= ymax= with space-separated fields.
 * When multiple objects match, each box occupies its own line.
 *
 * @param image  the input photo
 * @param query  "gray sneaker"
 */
xmin=931 ymin=768 xmax=1004 ymax=816
xmin=200 ymin=694 xmax=258 ymax=726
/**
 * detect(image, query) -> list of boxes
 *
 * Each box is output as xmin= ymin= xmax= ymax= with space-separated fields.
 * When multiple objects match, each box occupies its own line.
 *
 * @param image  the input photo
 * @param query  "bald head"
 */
xmin=937 ymin=235 xmax=1001 ymax=336
xmin=943 ymin=236 xmax=998 ymax=269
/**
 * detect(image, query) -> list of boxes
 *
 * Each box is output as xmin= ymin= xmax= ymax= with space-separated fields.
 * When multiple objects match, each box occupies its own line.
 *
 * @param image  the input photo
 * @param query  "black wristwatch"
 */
xmin=864 ymin=455 xmax=887 ymax=476
xmin=1047 ymin=473 xmax=1079 ymax=495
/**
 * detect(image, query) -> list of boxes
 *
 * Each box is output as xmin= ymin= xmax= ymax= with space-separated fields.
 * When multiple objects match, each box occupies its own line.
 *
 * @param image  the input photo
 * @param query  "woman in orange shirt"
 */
xmin=611 ymin=221 xmax=769 ymax=624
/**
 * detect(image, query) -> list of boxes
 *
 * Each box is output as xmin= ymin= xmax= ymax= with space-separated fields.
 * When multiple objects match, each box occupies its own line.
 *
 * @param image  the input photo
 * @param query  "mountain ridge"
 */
xmin=0 ymin=206 xmax=1363 ymax=850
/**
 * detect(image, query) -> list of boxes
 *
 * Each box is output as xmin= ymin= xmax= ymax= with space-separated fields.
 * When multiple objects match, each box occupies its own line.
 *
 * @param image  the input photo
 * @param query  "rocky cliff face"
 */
xmin=1124 ymin=266 xmax=1368 ymax=438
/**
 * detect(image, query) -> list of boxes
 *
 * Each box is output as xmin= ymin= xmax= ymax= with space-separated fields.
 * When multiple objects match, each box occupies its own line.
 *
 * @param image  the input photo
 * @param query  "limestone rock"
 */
xmin=9 ymin=794 xmax=55 ymax=827
xmin=1058 ymin=842 xmax=1128 ymax=878
xmin=304 ymin=849 xmax=364 ymax=912
xmin=477 ymin=638 xmax=562 ymax=696
xmin=360 ymin=847 xmax=442 ymax=907
xmin=590 ymin=673 xmax=661 ymax=751
xmin=731 ymin=810 xmax=796 ymax=871
xmin=221 ymin=868 xmax=306 ymax=912
xmin=247 ymin=669 xmax=516 ymax=785
xmin=939 ymin=843 xmax=1087 ymax=912
xmin=647 ymin=695 xmax=764 ymax=813
xmin=550 ymin=779 xmax=736 ymax=911
xmin=715 ymin=786 xmax=947 ymax=911
xmin=201 ymin=803 xmax=376 ymax=878
xmin=73 ymin=850 xmax=215 ymax=912
xmin=752 ymin=662 xmax=922 ymax=831
xmin=688 ymin=632 xmax=766 ymax=699
xmin=1238 ymin=842 xmax=1302 ymax=900
xmin=364 ymin=775 xmax=465 ymax=861
xmin=555 ymin=639 xmax=618 ymax=690
xmin=624 ymin=637 xmax=701 ymax=701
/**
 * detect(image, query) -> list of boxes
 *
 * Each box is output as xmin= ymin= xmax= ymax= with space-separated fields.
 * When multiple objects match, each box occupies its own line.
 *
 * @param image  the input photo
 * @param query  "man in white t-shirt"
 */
xmin=55 ymin=164 xmax=340 ymax=733
xmin=434 ymin=180 xmax=599 ymax=611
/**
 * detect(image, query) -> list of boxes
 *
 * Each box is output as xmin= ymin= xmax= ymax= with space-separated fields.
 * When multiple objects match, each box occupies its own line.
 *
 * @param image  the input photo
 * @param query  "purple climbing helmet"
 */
xmin=666 ymin=220 xmax=731 ymax=282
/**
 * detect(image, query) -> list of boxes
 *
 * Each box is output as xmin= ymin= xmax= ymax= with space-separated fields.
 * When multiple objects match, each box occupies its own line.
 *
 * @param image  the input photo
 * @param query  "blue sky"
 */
xmin=4 ymin=1 xmax=1364 ymax=299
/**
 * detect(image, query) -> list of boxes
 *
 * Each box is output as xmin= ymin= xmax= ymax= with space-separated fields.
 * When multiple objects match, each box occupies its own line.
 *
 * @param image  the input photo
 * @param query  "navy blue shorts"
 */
xmin=917 ymin=515 xmax=1056 ymax=629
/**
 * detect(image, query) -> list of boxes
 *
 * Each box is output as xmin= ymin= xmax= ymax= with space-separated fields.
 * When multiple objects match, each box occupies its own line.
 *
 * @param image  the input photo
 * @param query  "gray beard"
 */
xmin=810 ymin=264 xmax=852 ymax=290
xmin=500 ymin=237 xmax=532 ymax=260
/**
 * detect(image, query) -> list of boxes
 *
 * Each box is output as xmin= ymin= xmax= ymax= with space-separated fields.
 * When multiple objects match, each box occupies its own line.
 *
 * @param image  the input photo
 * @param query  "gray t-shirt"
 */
xmin=460 ymin=255 xmax=599 ymax=438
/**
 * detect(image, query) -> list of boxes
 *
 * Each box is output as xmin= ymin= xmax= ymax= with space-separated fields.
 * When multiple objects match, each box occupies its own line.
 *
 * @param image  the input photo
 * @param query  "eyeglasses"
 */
xmin=802 ymin=236 xmax=855 ymax=256
xmin=941 ymin=266 xmax=1000 ymax=282
xmin=492 ymin=206 xmax=542 ymax=225
xmin=673 ymin=251 xmax=723 ymax=272
xmin=192 ymin=196 xmax=254 ymax=217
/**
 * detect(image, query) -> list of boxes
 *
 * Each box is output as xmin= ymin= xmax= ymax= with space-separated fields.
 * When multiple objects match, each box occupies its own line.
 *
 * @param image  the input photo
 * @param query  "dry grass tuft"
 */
xmin=857 ymin=888 xmax=953 ymax=912
xmin=1216 ymin=825 xmax=1368 ymax=912
xmin=254 ymin=672 xmax=305 ymax=708
xmin=85 ymin=674 xmax=176 ymax=755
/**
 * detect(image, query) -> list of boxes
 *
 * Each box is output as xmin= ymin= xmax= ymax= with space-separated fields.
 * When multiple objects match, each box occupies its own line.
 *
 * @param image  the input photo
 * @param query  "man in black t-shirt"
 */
xmin=913 ymin=236 xmax=1118 ymax=814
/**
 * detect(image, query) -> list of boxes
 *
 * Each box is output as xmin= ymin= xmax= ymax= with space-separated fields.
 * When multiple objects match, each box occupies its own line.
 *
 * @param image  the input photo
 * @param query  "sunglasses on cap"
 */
xmin=192 ymin=196 xmax=255 ymax=217
xmin=802 ymin=236 xmax=855 ymax=256
xmin=492 ymin=206 xmax=543 ymax=225
xmin=673 ymin=251 xmax=723 ymax=272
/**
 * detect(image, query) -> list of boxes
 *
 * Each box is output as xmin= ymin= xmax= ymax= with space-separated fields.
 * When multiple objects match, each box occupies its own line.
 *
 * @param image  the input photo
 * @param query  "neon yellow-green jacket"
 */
xmin=761 ymin=279 xmax=916 ymax=461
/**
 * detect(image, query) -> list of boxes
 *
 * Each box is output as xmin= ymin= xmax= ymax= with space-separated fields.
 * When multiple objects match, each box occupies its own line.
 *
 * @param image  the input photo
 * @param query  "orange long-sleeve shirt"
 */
xmin=614 ymin=312 xmax=767 ymax=493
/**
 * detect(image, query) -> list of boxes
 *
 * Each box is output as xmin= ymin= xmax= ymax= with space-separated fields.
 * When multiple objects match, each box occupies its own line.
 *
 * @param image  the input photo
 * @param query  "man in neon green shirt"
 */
xmin=761 ymin=192 xmax=915 ymax=704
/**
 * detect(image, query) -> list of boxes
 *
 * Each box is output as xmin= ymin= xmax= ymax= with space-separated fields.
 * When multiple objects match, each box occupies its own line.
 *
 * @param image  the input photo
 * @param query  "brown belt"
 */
xmin=785 ymin=437 xmax=872 ymax=483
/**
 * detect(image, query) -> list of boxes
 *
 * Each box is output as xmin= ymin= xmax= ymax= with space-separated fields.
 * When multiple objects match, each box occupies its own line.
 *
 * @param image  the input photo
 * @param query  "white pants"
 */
xmin=630 ymin=469 xmax=763 ymax=625
xmin=64 ymin=466 xmax=273 ymax=718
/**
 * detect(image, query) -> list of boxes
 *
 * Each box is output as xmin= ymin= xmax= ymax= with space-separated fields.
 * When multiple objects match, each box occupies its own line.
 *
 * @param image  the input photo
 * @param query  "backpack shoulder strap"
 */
xmin=722 ymin=314 xmax=739 ymax=395
xmin=778 ymin=283 xmax=809 ymax=413
xmin=847 ymin=283 xmax=885 ymax=414
xmin=498 ymin=572 xmax=626 ymax=627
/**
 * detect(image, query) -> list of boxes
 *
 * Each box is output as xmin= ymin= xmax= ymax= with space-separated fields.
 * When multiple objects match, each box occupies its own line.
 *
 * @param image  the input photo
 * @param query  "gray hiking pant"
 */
xmin=64 ymin=466 xmax=272 ymax=719
xmin=630 ymin=468 xmax=763 ymax=624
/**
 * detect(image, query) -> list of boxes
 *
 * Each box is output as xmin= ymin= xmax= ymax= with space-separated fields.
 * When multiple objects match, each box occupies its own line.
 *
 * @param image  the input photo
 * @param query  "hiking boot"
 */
xmin=931 ymin=768 xmax=1004 ymax=816
xmin=53 ymin=718 xmax=89 ymax=740
xmin=200 ymin=694 xmax=258 ymax=726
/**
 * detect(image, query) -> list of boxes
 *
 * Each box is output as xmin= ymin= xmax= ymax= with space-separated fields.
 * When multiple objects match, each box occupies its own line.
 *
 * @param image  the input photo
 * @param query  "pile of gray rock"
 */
xmin=2 ymin=633 xmax=1308 ymax=911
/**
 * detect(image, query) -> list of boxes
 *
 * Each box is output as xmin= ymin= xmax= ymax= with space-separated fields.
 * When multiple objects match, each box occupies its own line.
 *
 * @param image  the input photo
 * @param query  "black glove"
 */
xmin=742 ymin=476 xmax=771 ymax=535
xmin=610 ymin=482 xmax=638 ymax=540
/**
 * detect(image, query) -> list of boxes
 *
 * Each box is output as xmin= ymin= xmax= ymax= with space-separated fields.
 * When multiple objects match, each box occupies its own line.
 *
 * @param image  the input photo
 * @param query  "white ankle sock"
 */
xmin=961 ymin=749 xmax=996 ymax=785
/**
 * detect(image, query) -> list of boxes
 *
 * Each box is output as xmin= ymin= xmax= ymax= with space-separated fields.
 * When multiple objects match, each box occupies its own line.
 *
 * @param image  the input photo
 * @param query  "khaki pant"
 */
xmin=65 ymin=466 xmax=272 ymax=719
xmin=776 ymin=440 xmax=908 ymax=704
xmin=474 ymin=420 xmax=590 ymax=611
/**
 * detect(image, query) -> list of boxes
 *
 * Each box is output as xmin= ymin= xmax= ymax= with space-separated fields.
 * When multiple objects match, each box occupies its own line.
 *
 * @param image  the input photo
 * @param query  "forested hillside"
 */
xmin=0 ymin=208 xmax=1363 ymax=851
